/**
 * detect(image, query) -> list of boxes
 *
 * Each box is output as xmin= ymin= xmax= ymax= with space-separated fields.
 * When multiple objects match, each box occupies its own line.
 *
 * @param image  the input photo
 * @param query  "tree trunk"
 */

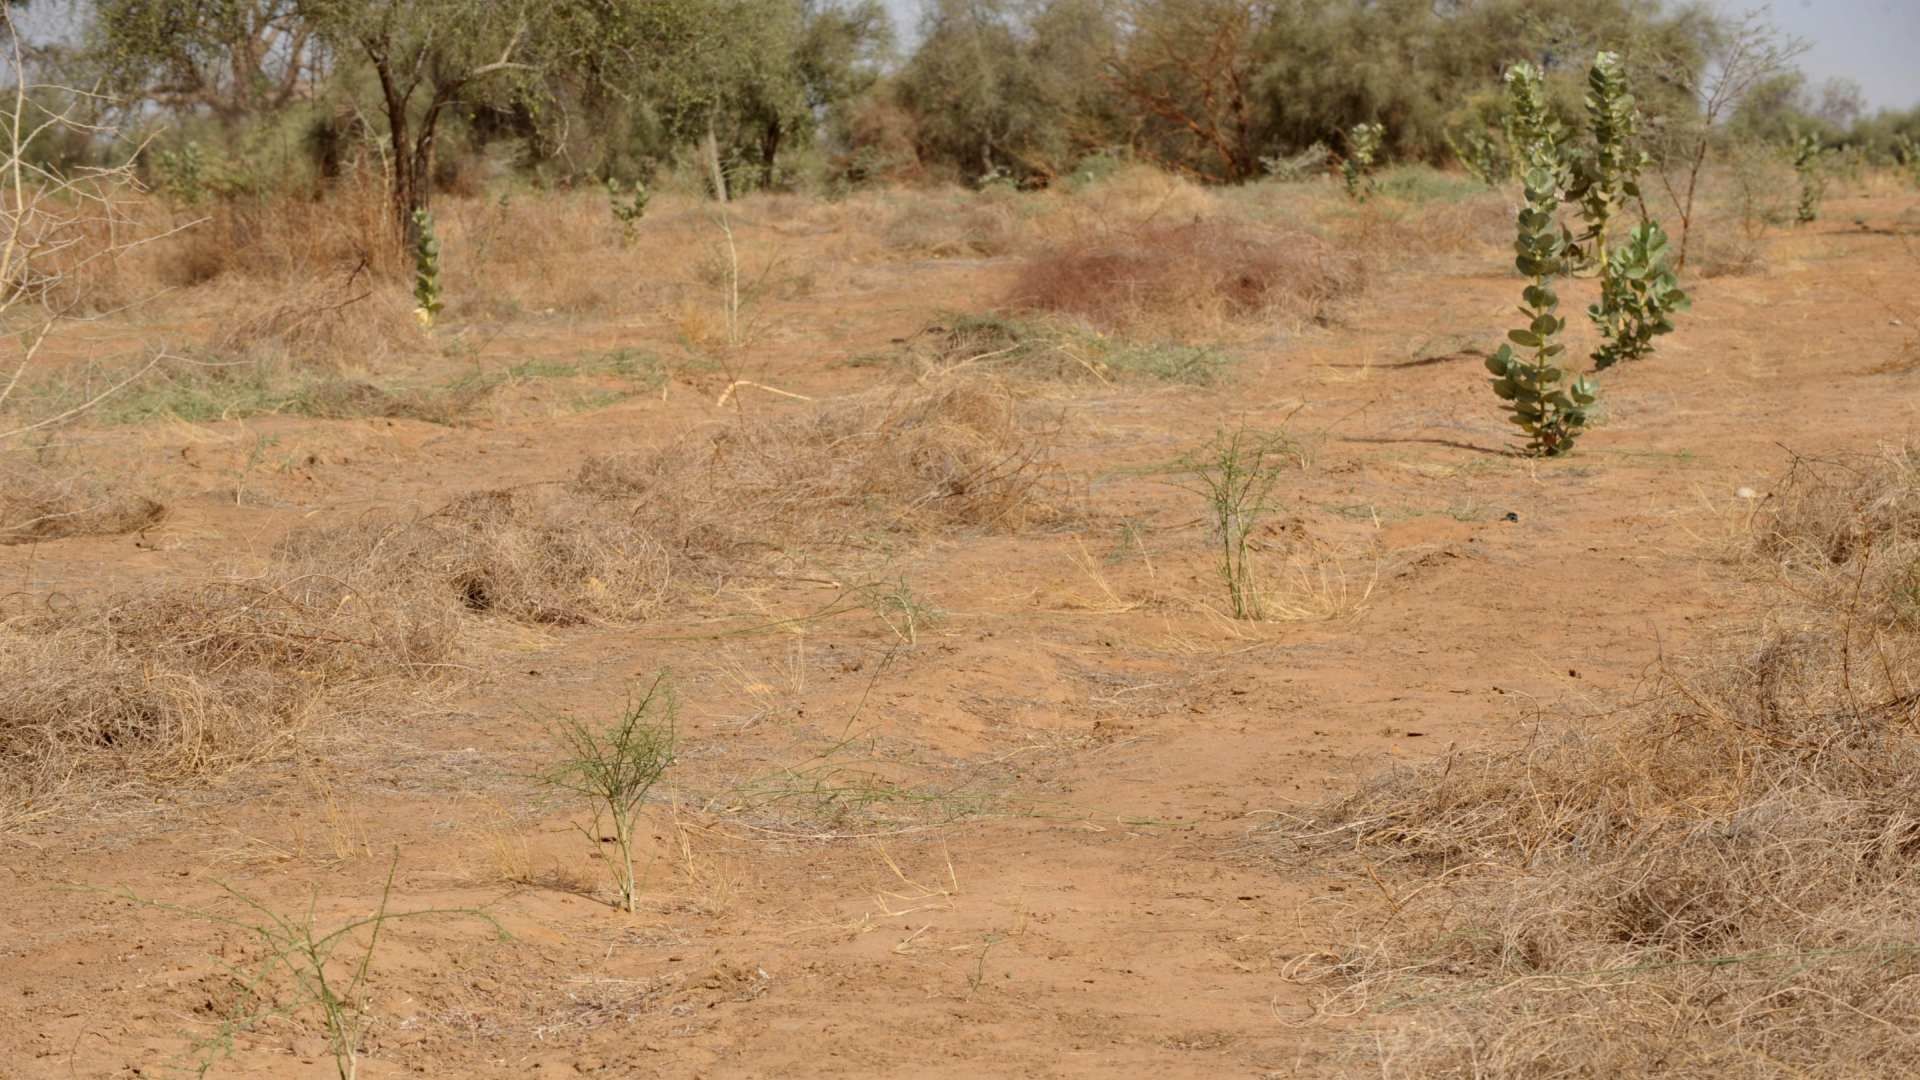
xmin=372 ymin=57 xmax=419 ymax=252
xmin=703 ymin=116 xmax=729 ymax=204
xmin=759 ymin=117 xmax=782 ymax=186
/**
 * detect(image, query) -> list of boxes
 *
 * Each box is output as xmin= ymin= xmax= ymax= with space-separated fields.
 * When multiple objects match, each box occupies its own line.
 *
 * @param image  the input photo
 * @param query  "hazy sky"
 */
xmin=1759 ymin=0 xmax=1920 ymax=111
xmin=882 ymin=0 xmax=1920 ymax=113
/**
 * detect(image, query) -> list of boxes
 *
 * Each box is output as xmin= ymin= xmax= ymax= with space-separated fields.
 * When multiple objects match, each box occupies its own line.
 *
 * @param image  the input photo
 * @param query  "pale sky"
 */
xmin=1759 ymin=0 xmax=1920 ymax=112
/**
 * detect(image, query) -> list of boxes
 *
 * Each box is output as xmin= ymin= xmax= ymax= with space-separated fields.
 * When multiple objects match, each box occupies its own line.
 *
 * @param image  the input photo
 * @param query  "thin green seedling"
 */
xmin=1175 ymin=425 xmax=1300 ymax=619
xmin=107 ymin=853 xmax=502 ymax=1080
xmin=539 ymin=674 xmax=678 ymax=913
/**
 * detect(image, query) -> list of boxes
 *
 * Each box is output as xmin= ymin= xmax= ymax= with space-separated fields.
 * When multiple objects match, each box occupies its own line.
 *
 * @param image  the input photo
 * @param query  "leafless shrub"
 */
xmin=277 ymin=491 xmax=675 ymax=627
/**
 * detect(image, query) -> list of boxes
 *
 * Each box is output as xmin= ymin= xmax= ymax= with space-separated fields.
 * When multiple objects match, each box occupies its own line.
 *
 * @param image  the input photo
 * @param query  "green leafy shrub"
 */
xmin=1895 ymin=134 xmax=1920 ymax=189
xmin=1485 ymin=62 xmax=1595 ymax=457
xmin=1446 ymin=127 xmax=1510 ymax=187
xmin=1178 ymin=426 xmax=1298 ymax=620
xmin=411 ymin=209 xmax=443 ymax=329
xmin=606 ymin=177 xmax=650 ymax=245
xmin=1591 ymin=222 xmax=1689 ymax=370
xmin=1792 ymin=131 xmax=1824 ymax=224
xmin=1573 ymin=52 xmax=1688 ymax=370
xmin=1342 ymin=122 xmax=1384 ymax=201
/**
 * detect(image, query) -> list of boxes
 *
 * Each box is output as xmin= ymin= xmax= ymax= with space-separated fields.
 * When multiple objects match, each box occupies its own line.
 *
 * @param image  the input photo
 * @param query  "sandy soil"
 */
xmin=3 ymin=190 xmax=1917 ymax=1079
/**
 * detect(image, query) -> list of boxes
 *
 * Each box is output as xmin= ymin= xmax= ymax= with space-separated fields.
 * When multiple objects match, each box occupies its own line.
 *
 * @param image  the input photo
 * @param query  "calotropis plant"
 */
xmin=606 ymin=177 xmax=650 ymax=246
xmin=412 ymin=208 xmax=444 ymax=330
xmin=1447 ymin=127 xmax=1510 ymax=188
xmin=1342 ymin=122 xmax=1384 ymax=200
xmin=1792 ymin=131 xmax=1824 ymax=223
xmin=1590 ymin=221 xmax=1690 ymax=370
xmin=1570 ymin=52 xmax=1643 ymax=270
xmin=1573 ymin=51 xmax=1687 ymax=370
xmin=1486 ymin=62 xmax=1595 ymax=456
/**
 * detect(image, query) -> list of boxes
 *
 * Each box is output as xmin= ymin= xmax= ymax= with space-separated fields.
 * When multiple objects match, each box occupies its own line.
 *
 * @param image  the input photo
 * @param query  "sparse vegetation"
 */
xmin=122 ymin=857 xmax=501 ymax=1080
xmin=541 ymin=675 xmax=678 ymax=913
xmin=1267 ymin=447 xmax=1920 ymax=1076
xmin=1341 ymin=122 xmax=1383 ymax=201
xmin=1793 ymin=129 xmax=1826 ymax=223
xmin=1177 ymin=426 xmax=1298 ymax=620
xmin=2 ymin=1 xmax=1916 ymax=1074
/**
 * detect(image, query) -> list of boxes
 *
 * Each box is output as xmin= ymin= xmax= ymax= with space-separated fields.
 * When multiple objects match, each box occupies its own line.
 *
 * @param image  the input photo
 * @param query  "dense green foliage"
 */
xmin=40 ymin=0 xmax=1919 ymax=201
xmin=1589 ymin=222 xmax=1688 ymax=371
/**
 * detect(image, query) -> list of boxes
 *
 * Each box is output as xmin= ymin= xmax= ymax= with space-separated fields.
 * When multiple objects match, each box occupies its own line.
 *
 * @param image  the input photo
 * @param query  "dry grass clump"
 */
xmin=273 ymin=377 xmax=1059 ymax=632
xmin=0 ymin=460 xmax=164 ymax=544
xmin=0 ymin=572 xmax=457 ymax=820
xmin=881 ymin=191 xmax=1025 ymax=258
xmin=1266 ymin=446 xmax=1920 ymax=1077
xmin=219 ymin=278 xmax=426 ymax=366
xmin=278 ymin=491 xmax=675 ymax=627
xmin=1011 ymin=220 xmax=1363 ymax=335
xmin=580 ymin=376 xmax=1064 ymax=544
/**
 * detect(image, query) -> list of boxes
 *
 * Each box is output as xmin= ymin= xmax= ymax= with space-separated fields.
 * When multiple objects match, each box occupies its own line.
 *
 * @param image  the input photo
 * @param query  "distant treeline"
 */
xmin=23 ymin=0 xmax=1920 ymax=199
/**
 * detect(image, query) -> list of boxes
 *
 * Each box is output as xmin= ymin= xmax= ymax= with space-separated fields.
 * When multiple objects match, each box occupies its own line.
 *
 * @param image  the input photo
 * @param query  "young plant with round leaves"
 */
xmin=1485 ymin=62 xmax=1595 ymax=456
xmin=1342 ymin=122 xmax=1384 ymax=201
xmin=1569 ymin=52 xmax=1644 ymax=271
xmin=1792 ymin=131 xmax=1824 ymax=224
xmin=1571 ymin=51 xmax=1688 ymax=369
xmin=411 ymin=208 xmax=443 ymax=330
xmin=606 ymin=177 xmax=650 ymax=246
xmin=1895 ymin=134 xmax=1920 ymax=190
xmin=1590 ymin=221 xmax=1690 ymax=370
xmin=1446 ymin=126 xmax=1510 ymax=188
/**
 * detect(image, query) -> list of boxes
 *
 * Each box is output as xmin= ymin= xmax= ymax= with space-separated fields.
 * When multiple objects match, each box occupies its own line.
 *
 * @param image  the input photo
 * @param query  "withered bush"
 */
xmin=578 ymin=376 xmax=1063 ymax=543
xmin=0 ymin=573 xmax=457 ymax=819
xmin=0 ymin=461 xmax=164 ymax=544
xmin=1011 ymin=221 xmax=1362 ymax=334
xmin=1267 ymin=447 xmax=1920 ymax=1077
xmin=282 ymin=377 xmax=1062 ymax=630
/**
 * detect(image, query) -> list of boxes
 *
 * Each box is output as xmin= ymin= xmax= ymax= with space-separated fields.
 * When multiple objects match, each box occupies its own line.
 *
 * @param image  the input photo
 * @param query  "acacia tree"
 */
xmin=296 ymin=0 xmax=545 ymax=247
xmin=93 ymin=0 xmax=319 ymax=126
xmin=1104 ymin=0 xmax=1264 ymax=182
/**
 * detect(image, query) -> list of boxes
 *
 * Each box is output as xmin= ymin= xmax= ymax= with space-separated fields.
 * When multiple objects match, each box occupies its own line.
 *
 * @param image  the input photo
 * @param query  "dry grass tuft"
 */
xmin=280 ymin=377 xmax=1062 ymax=630
xmin=219 ymin=278 xmax=426 ymax=365
xmin=278 ymin=492 xmax=675 ymax=627
xmin=1011 ymin=220 xmax=1362 ymax=335
xmin=881 ymin=193 xmax=1025 ymax=259
xmin=0 ymin=460 xmax=164 ymax=544
xmin=1266 ymin=445 xmax=1920 ymax=1077
xmin=0 ymin=572 xmax=457 ymax=821
xmin=579 ymin=375 xmax=1065 ymax=543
